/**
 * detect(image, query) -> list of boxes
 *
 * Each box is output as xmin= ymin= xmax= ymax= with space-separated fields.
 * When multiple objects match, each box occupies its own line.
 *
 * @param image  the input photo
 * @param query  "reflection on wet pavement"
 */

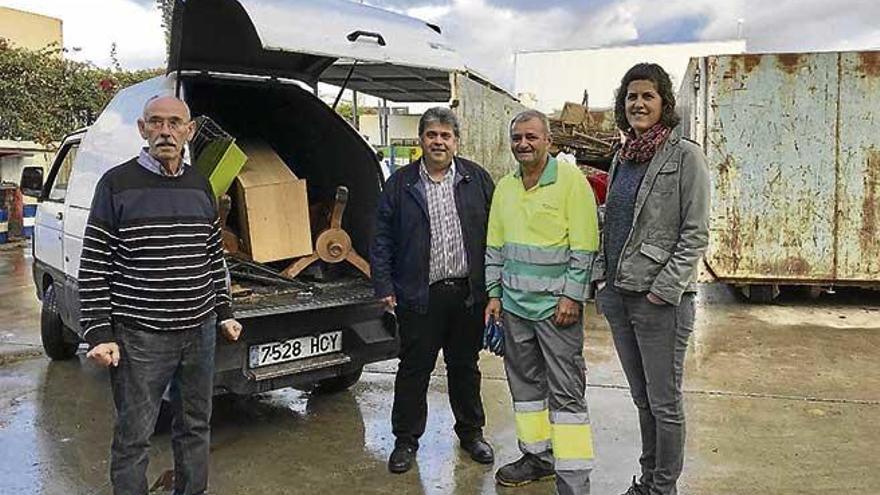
xmin=1 ymin=246 xmax=879 ymax=494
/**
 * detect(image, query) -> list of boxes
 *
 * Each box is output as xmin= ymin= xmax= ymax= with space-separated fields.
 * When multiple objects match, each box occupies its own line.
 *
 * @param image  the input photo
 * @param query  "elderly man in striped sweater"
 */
xmin=79 ymin=95 xmax=242 ymax=495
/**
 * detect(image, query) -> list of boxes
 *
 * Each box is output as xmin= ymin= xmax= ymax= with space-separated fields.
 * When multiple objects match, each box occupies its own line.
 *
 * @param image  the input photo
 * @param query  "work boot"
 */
xmin=620 ymin=476 xmax=650 ymax=495
xmin=495 ymin=454 xmax=555 ymax=487
xmin=388 ymin=444 xmax=417 ymax=474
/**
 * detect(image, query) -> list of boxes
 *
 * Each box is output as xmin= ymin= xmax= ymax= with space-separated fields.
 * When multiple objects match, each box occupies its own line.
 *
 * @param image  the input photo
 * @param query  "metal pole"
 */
xmin=380 ymin=98 xmax=389 ymax=146
xmin=351 ymin=90 xmax=359 ymax=130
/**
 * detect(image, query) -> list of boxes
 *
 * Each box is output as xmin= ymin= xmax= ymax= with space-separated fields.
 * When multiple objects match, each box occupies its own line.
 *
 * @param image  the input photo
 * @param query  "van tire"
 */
xmin=41 ymin=284 xmax=79 ymax=360
xmin=314 ymin=367 xmax=363 ymax=394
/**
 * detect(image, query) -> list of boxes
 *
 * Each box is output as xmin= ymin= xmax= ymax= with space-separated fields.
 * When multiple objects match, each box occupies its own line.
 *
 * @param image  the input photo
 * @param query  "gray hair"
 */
xmin=418 ymin=107 xmax=460 ymax=138
xmin=509 ymin=109 xmax=550 ymax=137
xmin=142 ymin=95 xmax=191 ymax=120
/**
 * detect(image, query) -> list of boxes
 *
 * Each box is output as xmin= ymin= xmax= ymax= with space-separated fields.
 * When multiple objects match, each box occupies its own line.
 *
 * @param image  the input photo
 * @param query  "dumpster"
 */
xmin=22 ymin=197 xmax=37 ymax=238
xmin=679 ymin=50 xmax=880 ymax=301
xmin=0 ymin=208 xmax=7 ymax=244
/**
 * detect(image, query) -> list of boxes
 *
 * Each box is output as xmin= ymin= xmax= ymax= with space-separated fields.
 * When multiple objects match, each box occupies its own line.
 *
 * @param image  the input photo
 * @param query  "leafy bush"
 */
xmin=0 ymin=39 xmax=161 ymax=144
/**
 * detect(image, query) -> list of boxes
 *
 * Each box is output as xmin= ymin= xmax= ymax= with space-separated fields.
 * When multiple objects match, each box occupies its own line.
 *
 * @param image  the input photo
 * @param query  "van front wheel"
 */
xmin=41 ymin=284 xmax=79 ymax=360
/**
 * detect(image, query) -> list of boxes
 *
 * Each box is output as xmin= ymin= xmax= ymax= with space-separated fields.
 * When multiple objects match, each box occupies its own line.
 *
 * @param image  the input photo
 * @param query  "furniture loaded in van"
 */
xmin=28 ymin=69 xmax=397 ymax=394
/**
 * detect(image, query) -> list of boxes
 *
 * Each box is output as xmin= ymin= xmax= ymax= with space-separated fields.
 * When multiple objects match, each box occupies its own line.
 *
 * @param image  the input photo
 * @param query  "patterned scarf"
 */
xmin=619 ymin=122 xmax=672 ymax=163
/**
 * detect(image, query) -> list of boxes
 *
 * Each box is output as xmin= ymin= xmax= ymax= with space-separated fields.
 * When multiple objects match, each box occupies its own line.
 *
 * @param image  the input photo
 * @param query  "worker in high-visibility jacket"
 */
xmin=485 ymin=109 xmax=599 ymax=495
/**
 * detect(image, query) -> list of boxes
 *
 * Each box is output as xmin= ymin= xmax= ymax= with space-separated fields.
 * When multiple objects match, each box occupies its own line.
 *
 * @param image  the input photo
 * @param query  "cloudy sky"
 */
xmin=4 ymin=0 xmax=880 ymax=89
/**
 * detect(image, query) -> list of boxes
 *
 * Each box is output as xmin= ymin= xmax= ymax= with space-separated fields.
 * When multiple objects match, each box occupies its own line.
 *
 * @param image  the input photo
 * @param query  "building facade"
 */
xmin=514 ymin=40 xmax=747 ymax=113
xmin=0 ymin=6 xmax=63 ymax=51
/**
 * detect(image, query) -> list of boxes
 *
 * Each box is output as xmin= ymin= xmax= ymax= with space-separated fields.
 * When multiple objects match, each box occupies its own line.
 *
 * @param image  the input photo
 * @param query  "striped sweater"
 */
xmin=78 ymin=158 xmax=232 ymax=346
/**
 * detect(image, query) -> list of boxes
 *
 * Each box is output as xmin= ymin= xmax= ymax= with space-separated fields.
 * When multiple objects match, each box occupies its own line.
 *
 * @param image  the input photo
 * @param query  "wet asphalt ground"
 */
xmin=1 ymin=243 xmax=879 ymax=494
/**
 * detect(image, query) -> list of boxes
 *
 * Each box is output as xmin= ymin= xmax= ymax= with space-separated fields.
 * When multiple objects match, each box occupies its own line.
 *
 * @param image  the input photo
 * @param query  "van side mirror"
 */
xmin=20 ymin=166 xmax=44 ymax=197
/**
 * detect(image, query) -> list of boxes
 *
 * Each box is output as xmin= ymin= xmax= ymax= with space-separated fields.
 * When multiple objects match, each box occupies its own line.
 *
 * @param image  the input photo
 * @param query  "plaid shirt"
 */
xmin=420 ymin=159 xmax=469 ymax=284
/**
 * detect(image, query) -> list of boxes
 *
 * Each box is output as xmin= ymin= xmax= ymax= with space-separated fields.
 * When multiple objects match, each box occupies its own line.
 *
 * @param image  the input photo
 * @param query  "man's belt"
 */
xmin=430 ymin=277 xmax=468 ymax=288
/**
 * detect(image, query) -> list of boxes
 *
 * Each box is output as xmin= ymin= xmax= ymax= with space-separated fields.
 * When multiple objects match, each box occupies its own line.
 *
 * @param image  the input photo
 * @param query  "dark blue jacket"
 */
xmin=370 ymin=157 xmax=495 ymax=314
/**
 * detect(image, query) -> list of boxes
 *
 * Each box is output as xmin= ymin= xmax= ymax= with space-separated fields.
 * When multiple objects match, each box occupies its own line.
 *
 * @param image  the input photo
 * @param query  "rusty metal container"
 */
xmin=679 ymin=51 xmax=880 ymax=301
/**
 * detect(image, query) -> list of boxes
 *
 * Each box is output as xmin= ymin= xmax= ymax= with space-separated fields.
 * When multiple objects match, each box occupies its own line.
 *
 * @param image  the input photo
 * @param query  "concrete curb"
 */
xmin=0 ymin=240 xmax=29 ymax=252
xmin=0 ymin=345 xmax=44 ymax=366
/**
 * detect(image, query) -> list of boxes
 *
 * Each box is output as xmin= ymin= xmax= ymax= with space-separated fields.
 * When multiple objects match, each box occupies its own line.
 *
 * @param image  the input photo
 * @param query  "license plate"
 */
xmin=249 ymin=331 xmax=342 ymax=368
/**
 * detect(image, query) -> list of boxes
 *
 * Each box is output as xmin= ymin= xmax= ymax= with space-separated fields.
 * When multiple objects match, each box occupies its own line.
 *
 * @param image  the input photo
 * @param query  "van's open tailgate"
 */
xmin=169 ymin=0 xmax=465 ymax=100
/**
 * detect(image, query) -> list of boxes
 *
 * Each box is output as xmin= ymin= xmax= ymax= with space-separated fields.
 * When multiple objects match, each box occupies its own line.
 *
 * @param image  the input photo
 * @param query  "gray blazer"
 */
xmin=591 ymin=128 xmax=711 ymax=305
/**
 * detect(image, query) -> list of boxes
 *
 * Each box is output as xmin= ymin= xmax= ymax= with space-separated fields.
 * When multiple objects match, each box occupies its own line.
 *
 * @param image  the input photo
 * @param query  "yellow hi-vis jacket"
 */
xmin=485 ymin=157 xmax=599 ymax=320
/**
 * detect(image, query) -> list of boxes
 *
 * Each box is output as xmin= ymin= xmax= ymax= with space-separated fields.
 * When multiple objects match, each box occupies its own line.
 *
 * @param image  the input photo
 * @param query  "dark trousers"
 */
xmin=109 ymin=315 xmax=216 ymax=495
xmin=392 ymin=279 xmax=486 ymax=448
xmin=598 ymin=289 xmax=695 ymax=495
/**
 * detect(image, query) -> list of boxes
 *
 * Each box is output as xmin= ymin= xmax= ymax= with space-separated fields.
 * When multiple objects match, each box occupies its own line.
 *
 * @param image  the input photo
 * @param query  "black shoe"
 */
xmin=495 ymin=454 xmax=555 ymax=487
xmin=388 ymin=444 xmax=416 ymax=474
xmin=460 ymin=438 xmax=495 ymax=464
xmin=620 ymin=476 xmax=650 ymax=495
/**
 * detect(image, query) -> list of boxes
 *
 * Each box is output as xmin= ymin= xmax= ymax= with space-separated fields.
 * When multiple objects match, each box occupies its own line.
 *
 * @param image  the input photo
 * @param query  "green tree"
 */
xmin=156 ymin=0 xmax=175 ymax=60
xmin=0 ymin=40 xmax=160 ymax=144
xmin=334 ymin=101 xmax=374 ymax=123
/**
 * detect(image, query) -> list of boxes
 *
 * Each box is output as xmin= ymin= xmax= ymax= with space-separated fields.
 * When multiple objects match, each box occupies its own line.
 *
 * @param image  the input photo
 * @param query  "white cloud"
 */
xmin=2 ymin=0 xmax=165 ymax=69
xmin=624 ymin=0 xmax=880 ymax=53
xmin=732 ymin=0 xmax=880 ymax=53
xmin=5 ymin=0 xmax=879 ymax=88
xmin=388 ymin=0 xmax=880 ymax=88
xmin=398 ymin=0 xmax=639 ymax=89
xmin=405 ymin=4 xmax=451 ymax=20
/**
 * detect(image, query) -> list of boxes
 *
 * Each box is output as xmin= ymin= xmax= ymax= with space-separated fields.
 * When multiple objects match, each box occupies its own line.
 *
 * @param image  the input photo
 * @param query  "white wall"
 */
xmin=359 ymin=114 xmax=421 ymax=145
xmin=514 ymin=40 xmax=747 ymax=113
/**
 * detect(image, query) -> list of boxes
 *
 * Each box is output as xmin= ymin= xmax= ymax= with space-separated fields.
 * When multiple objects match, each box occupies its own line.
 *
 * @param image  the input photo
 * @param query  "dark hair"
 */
xmin=613 ymin=63 xmax=680 ymax=132
xmin=418 ymin=106 xmax=460 ymax=137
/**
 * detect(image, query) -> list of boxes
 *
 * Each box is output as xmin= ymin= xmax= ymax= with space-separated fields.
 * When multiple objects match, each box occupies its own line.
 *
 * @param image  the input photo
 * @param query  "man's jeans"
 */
xmin=597 ymin=289 xmax=695 ymax=495
xmin=109 ymin=315 xmax=216 ymax=495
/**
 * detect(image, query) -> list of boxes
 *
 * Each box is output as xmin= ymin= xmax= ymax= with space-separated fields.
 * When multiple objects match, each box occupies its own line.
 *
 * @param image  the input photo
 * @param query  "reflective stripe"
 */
xmin=502 ymin=243 xmax=569 ymax=265
xmin=486 ymin=246 xmax=504 ymax=264
xmin=520 ymin=439 xmax=552 ymax=455
xmin=555 ymin=458 xmax=594 ymax=471
xmin=569 ymin=250 xmax=595 ymax=269
xmin=504 ymin=259 xmax=568 ymax=279
xmin=550 ymin=411 xmax=590 ymax=424
xmin=515 ymin=408 xmax=551 ymax=445
xmin=561 ymin=279 xmax=588 ymax=301
xmin=0 ymin=221 xmax=7 ymax=233
xmin=486 ymin=246 xmax=504 ymax=294
xmin=23 ymin=217 xmax=35 ymax=227
xmin=514 ymin=399 xmax=548 ymax=413
xmin=551 ymin=423 xmax=595 ymax=461
xmin=503 ymin=272 xmax=565 ymax=293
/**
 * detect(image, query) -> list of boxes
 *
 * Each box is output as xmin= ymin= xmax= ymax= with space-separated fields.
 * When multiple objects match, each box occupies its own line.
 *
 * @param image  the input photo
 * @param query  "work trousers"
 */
xmin=392 ymin=279 xmax=486 ymax=448
xmin=109 ymin=315 xmax=216 ymax=495
xmin=597 ymin=288 xmax=696 ymax=495
xmin=502 ymin=310 xmax=594 ymax=495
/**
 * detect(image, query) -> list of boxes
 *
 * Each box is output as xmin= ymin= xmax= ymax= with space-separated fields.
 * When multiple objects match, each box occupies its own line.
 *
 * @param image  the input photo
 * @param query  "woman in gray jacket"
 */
xmin=592 ymin=63 xmax=710 ymax=495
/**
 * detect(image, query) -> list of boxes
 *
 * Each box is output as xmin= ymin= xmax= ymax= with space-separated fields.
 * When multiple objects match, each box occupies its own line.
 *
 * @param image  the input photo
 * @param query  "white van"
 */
xmin=25 ymin=0 xmax=519 ymax=395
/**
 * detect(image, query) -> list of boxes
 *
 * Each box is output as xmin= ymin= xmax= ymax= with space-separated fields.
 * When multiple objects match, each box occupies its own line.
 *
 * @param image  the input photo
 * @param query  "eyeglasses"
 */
xmin=145 ymin=118 xmax=188 ymax=131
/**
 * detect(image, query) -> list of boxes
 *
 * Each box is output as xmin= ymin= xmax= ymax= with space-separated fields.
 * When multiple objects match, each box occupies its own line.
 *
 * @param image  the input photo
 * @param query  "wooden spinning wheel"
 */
xmin=283 ymin=186 xmax=371 ymax=278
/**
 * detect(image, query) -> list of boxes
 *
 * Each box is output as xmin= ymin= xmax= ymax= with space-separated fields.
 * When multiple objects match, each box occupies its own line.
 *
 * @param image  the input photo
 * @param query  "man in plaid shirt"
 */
xmin=371 ymin=107 xmax=496 ymax=474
